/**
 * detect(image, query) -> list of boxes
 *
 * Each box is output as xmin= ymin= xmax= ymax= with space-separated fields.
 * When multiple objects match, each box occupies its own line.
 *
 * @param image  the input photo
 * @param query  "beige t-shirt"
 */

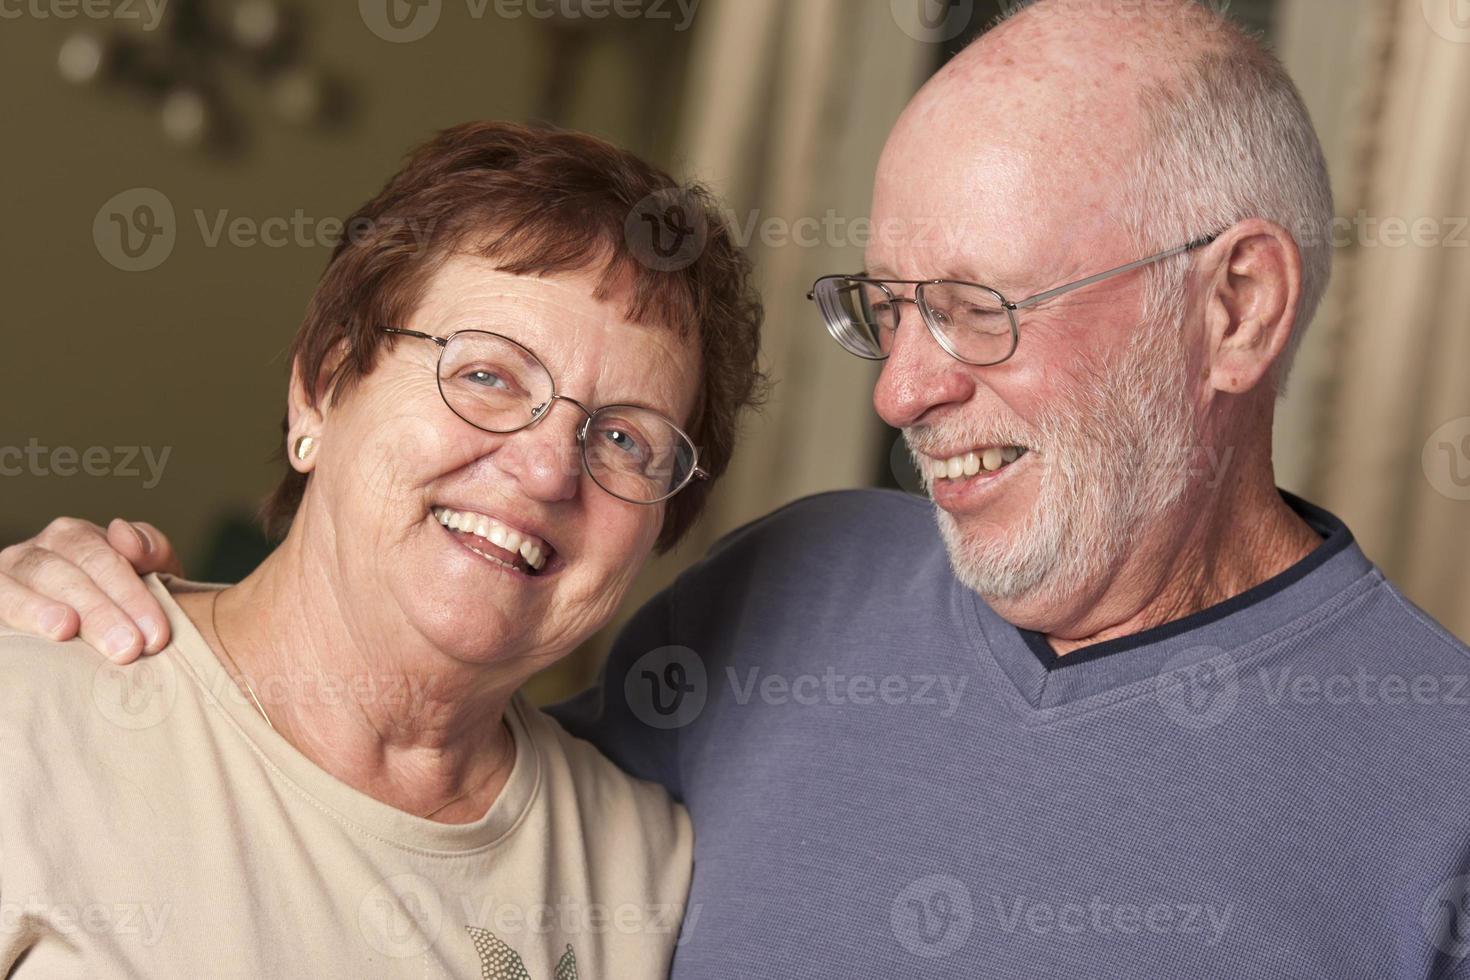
xmin=0 ymin=575 xmax=692 ymax=978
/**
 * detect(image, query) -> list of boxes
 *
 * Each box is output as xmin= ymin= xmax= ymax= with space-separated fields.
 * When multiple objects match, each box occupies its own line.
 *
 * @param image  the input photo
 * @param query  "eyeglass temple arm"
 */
xmin=1009 ymin=233 xmax=1220 ymax=311
xmin=381 ymin=327 xmax=448 ymax=347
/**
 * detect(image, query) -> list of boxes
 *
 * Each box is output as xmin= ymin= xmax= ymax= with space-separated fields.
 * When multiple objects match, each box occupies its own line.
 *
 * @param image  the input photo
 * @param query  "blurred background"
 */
xmin=2 ymin=0 xmax=1467 ymax=701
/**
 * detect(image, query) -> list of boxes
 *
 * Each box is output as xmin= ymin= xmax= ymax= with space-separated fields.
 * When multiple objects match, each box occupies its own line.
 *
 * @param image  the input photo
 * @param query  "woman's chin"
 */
xmin=408 ymin=600 xmax=536 ymax=667
xmin=392 ymin=528 xmax=547 ymax=654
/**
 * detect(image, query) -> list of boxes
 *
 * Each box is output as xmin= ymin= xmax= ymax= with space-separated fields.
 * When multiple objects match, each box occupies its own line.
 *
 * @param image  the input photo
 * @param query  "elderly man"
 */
xmin=4 ymin=1 xmax=1469 ymax=977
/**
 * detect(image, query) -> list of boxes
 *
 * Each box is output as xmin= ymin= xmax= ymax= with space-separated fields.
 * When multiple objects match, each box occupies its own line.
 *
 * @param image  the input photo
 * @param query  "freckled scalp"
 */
xmin=872 ymin=0 xmax=1284 ymax=278
xmin=898 ymin=0 xmax=1246 ymax=163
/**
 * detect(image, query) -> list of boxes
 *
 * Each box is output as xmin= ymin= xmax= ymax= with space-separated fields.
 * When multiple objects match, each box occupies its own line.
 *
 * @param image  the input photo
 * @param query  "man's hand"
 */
xmin=0 ymin=518 xmax=183 ymax=662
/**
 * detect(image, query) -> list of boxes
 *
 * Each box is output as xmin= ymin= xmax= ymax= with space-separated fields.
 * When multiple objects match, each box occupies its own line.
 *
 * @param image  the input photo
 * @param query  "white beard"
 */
xmin=909 ymin=303 xmax=1199 ymax=608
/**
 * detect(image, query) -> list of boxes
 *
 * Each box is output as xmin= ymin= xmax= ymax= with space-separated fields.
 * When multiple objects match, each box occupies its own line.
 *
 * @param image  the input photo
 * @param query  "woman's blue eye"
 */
xmin=466 ymin=370 xmax=508 ymax=389
xmin=602 ymin=428 xmax=646 ymax=460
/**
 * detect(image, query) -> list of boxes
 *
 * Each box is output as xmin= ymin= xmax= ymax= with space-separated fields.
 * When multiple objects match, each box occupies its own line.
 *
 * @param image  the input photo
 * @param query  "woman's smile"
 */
xmin=433 ymin=505 xmax=553 ymax=570
xmin=429 ymin=505 xmax=561 ymax=579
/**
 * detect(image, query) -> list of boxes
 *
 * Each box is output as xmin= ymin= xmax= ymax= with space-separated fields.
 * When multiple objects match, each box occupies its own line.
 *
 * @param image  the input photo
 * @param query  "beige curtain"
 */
xmin=528 ymin=0 xmax=934 ymax=699
xmin=667 ymin=0 xmax=934 ymax=551
xmin=1276 ymin=0 xmax=1470 ymax=640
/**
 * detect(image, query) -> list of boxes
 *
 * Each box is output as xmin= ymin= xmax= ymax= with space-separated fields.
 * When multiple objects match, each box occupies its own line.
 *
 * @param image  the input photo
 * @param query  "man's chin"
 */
xmin=936 ymin=529 xmax=1080 ymax=633
xmin=935 ymin=507 xmax=1056 ymax=603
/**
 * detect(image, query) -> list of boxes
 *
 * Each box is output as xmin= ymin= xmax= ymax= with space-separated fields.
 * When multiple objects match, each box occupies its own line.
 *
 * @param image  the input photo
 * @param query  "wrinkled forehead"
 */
xmin=409 ymin=254 xmax=701 ymax=422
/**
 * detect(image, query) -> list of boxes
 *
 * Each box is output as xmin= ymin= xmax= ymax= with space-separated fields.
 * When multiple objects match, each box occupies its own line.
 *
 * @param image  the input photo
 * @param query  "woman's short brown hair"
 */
xmin=263 ymin=121 xmax=767 ymax=553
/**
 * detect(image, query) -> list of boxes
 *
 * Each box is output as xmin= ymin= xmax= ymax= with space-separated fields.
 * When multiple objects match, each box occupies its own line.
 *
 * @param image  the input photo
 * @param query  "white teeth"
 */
xmin=430 ymin=507 xmax=550 ymax=571
xmin=465 ymin=542 xmax=514 ymax=569
xmin=927 ymin=447 xmax=1027 ymax=482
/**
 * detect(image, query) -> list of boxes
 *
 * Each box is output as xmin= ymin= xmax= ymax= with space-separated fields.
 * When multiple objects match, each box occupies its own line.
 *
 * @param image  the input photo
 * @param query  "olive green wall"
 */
xmin=0 ymin=2 xmax=678 ymax=562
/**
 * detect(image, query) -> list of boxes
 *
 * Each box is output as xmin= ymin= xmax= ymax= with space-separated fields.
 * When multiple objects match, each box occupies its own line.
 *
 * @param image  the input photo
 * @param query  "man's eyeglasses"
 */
xmin=806 ymin=234 xmax=1220 ymax=366
xmin=381 ymin=327 xmax=708 ymax=505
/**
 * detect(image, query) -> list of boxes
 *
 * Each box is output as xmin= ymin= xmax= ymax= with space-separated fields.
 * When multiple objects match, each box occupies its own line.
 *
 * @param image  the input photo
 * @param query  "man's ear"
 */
xmin=284 ymin=340 xmax=350 ymax=474
xmin=1200 ymin=219 xmax=1303 ymax=396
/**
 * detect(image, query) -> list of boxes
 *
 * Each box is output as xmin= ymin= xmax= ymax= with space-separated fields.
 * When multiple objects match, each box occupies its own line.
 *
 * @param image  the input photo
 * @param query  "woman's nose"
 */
xmin=495 ymin=406 xmax=584 ymax=502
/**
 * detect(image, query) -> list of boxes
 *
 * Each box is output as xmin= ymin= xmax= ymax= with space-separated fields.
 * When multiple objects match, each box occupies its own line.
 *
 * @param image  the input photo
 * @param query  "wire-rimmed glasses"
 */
xmin=381 ymin=327 xmax=708 ymax=504
xmin=807 ymin=233 xmax=1220 ymax=366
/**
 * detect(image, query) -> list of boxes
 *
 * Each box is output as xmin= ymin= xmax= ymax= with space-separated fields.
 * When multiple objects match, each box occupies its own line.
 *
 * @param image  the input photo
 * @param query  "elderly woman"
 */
xmin=0 ymin=121 xmax=763 ymax=977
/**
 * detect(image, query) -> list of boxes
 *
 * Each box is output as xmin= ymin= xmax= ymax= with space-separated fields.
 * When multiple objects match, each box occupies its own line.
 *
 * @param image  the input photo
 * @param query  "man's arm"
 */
xmin=0 ymin=518 xmax=182 ymax=661
xmin=0 ymin=511 xmax=691 ymax=796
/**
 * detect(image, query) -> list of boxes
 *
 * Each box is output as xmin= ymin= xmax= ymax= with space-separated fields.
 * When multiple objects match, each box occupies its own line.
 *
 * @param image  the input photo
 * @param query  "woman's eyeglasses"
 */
xmin=381 ymin=327 xmax=707 ymax=505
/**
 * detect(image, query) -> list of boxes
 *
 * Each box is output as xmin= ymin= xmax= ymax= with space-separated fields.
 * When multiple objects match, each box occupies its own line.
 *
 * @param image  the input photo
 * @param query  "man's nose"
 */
xmin=872 ymin=298 xmax=976 ymax=429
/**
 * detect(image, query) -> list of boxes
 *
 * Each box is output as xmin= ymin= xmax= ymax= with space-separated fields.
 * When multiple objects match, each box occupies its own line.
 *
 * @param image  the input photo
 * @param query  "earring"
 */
xmin=293 ymin=435 xmax=316 ymax=461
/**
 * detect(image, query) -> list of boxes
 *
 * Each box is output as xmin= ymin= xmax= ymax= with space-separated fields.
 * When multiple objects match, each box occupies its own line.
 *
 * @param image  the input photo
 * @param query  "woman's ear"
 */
xmin=285 ymin=340 xmax=350 ymax=474
xmin=1200 ymin=219 xmax=1303 ymax=397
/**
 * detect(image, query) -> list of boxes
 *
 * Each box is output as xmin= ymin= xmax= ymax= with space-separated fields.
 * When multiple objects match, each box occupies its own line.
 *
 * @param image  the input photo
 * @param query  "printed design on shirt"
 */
xmin=466 ymin=926 xmax=579 ymax=980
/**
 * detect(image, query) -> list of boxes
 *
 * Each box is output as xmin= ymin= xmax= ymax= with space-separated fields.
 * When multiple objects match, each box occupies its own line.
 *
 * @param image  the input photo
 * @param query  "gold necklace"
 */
xmin=210 ymin=591 xmax=276 ymax=732
xmin=207 ymin=591 xmax=510 ymax=821
xmin=418 ymin=721 xmax=515 ymax=820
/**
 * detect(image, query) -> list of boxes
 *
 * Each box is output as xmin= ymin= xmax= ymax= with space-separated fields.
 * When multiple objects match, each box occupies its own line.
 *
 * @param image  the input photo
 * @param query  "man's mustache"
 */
xmin=901 ymin=423 xmax=1039 ymax=457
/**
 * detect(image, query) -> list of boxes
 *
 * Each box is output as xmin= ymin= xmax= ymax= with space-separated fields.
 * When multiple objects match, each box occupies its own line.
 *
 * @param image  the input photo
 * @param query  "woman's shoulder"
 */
xmin=507 ymin=698 xmax=693 ymax=970
xmin=0 ymin=628 xmax=105 ymax=698
xmin=512 ymin=696 xmax=693 ymax=857
xmin=0 ymin=629 xmax=178 ymax=745
xmin=516 ymin=696 xmax=687 ymax=818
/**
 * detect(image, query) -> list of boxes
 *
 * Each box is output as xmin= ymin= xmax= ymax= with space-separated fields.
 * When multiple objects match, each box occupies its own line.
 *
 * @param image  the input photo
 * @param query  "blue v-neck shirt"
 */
xmin=552 ymin=488 xmax=1470 ymax=979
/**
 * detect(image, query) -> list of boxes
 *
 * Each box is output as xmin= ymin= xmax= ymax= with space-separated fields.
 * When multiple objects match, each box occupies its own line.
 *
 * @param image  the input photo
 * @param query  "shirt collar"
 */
xmin=963 ymin=490 xmax=1377 ymax=712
